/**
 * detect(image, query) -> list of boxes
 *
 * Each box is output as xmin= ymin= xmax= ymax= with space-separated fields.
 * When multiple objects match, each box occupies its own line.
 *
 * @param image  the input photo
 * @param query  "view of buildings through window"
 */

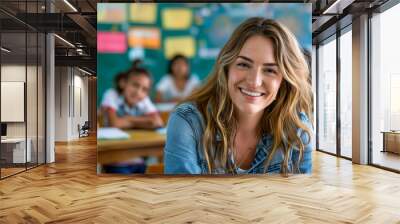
xmin=371 ymin=3 xmax=400 ymax=170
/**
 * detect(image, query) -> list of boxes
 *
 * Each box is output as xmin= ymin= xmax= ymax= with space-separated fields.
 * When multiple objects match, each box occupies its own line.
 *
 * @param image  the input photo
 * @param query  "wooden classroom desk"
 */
xmin=97 ymin=130 xmax=165 ymax=165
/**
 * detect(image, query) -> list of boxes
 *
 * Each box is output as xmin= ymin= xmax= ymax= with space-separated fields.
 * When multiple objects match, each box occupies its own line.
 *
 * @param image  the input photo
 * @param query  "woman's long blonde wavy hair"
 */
xmin=184 ymin=17 xmax=313 ymax=175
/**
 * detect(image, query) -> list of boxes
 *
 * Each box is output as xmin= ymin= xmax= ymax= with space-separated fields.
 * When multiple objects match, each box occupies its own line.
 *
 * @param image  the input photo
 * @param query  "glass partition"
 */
xmin=0 ymin=0 xmax=46 ymax=179
xmin=1 ymin=27 xmax=28 ymax=178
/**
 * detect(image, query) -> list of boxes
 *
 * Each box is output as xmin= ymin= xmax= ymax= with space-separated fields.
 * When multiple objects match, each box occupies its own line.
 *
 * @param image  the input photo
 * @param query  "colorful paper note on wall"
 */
xmin=164 ymin=37 xmax=195 ymax=59
xmin=128 ymin=28 xmax=161 ymax=49
xmin=97 ymin=32 xmax=127 ymax=53
xmin=130 ymin=4 xmax=157 ymax=24
xmin=97 ymin=3 xmax=127 ymax=23
xmin=162 ymin=9 xmax=192 ymax=30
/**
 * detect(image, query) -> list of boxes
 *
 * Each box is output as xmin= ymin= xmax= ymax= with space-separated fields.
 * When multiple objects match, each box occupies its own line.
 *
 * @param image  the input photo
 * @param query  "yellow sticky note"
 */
xmin=162 ymin=9 xmax=192 ymax=30
xmin=164 ymin=37 xmax=195 ymax=59
xmin=130 ymin=4 xmax=157 ymax=24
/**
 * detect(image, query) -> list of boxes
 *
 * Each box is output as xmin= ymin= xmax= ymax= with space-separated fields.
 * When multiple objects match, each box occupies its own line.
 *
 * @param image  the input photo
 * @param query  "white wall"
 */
xmin=1 ymin=66 xmax=26 ymax=138
xmin=1 ymin=65 xmax=36 ymax=137
xmin=72 ymin=73 xmax=89 ymax=137
xmin=1 ymin=64 xmax=46 ymax=164
xmin=54 ymin=67 xmax=89 ymax=141
xmin=54 ymin=67 xmax=69 ymax=141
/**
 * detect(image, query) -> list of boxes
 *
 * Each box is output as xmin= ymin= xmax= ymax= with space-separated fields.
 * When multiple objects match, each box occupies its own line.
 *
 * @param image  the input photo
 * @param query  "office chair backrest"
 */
xmin=82 ymin=121 xmax=90 ymax=130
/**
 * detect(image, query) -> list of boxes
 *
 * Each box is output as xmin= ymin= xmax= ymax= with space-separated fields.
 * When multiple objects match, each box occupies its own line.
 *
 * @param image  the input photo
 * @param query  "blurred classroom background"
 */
xmin=96 ymin=3 xmax=311 ymax=174
xmin=97 ymin=3 xmax=311 ymax=104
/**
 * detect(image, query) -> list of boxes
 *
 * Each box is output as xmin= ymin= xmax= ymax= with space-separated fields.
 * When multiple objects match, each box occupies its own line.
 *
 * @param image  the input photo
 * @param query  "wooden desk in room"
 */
xmin=97 ymin=130 xmax=166 ymax=165
xmin=0 ymin=138 xmax=32 ymax=164
xmin=381 ymin=131 xmax=400 ymax=154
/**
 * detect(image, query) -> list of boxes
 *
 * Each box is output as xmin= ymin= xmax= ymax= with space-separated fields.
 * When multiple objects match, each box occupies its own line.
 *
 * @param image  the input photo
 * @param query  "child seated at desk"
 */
xmin=103 ymin=61 xmax=164 ymax=129
xmin=101 ymin=61 xmax=163 ymax=174
xmin=155 ymin=54 xmax=200 ymax=103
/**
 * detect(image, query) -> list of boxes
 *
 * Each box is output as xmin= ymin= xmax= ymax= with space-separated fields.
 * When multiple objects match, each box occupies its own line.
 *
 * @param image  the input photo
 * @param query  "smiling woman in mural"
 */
xmin=164 ymin=17 xmax=314 ymax=175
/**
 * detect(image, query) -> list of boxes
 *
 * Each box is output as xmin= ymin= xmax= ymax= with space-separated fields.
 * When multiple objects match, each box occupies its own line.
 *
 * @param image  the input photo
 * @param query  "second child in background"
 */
xmin=104 ymin=61 xmax=164 ymax=129
xmin=155 ymin=54 xmax=201 ymax=103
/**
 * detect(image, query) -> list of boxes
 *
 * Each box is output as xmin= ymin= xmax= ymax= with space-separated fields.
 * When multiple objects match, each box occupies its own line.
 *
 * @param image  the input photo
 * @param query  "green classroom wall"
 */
xmin=97 ymin=3 xmax=311 ymax=106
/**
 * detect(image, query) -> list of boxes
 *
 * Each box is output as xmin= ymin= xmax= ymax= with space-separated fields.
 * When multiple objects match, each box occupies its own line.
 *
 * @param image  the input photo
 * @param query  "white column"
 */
xmin=45 ymin=0 xmax=55 ymax=163
xmin=46 ymin=33 xmax=55 ymax=163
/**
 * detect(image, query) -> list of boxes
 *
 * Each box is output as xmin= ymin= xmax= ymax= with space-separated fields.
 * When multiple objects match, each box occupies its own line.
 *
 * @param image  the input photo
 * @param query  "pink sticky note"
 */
xmin=97 ymin=32 xmax=127 ymax=53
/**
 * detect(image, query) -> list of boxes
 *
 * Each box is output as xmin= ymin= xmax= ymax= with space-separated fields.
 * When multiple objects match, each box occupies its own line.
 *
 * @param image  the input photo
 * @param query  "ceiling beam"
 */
xmin=67 ymin=13 xmax=96 ymax=46
xmin=55 ymin=55 xmax=96 ymax=73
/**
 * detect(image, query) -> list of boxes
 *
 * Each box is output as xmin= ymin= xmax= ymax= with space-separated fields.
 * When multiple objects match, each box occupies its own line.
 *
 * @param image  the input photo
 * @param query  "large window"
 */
xmin=317 ymin=36 xmax=337 ymax=154
xmin=371 ymin=3 xmax=400 ymax=171
xmin=316 ymin=25 xmax=353 ymax=160
xmin=340 ymin=28 xmax=352 ymax=158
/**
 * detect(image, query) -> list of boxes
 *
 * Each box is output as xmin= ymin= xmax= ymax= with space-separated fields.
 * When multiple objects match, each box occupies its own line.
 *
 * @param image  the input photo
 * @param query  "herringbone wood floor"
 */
xmin=1 ymin=135 xmax=400 ymax=223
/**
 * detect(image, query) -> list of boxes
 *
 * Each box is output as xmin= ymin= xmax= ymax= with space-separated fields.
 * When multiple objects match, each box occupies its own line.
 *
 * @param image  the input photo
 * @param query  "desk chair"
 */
xmin=78 ymin=121 xmax=90 ymax=138
xmin=159 ymin=111 xmax=170 ymax=125
xmin=145 ymin=163 xmax=164 ymax=174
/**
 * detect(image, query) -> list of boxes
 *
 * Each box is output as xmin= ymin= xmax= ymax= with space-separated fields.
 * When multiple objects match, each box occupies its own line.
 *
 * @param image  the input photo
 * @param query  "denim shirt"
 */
xmin=164 ymin=103 xmax=314 ymax=174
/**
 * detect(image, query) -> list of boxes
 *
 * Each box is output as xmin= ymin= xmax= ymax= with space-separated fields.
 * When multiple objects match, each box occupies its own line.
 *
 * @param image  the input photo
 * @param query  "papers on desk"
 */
xmin=98 ymin=128 xmax=130 ymax=140
xmin=155 ymin=102 xmax=176 ymax=112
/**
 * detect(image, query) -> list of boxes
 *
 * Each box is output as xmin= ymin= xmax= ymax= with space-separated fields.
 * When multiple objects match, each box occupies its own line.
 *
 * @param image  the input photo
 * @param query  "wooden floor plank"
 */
xmin=0 ymin=135 xmax=400 ymax=223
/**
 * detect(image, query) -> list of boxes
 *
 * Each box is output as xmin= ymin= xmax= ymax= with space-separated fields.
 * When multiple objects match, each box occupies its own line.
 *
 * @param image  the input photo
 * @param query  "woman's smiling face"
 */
xmin=228 ymin=35 xmax=283 ymax=117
